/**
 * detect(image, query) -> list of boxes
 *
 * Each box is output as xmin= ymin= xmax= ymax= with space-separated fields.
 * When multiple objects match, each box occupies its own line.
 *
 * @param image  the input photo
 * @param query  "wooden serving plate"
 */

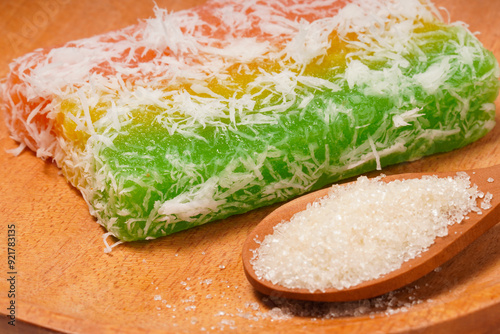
xmin=0 ymin=0 xmax=499 ymax=333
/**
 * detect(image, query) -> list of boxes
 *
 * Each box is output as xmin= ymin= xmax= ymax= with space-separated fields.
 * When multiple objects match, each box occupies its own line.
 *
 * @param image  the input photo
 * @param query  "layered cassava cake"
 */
xmin=2 ymin=0 xmax=499 ymax=245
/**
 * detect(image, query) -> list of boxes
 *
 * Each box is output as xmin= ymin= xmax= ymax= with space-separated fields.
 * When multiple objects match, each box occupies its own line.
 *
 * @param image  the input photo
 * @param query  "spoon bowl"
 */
xmin=242 ymin=164 xmax=500 ymax=302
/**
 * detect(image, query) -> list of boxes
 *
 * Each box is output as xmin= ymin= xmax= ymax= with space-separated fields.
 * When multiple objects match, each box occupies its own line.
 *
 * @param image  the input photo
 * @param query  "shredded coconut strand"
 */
xmin=103 ymin=232 xmax=124 ymax=253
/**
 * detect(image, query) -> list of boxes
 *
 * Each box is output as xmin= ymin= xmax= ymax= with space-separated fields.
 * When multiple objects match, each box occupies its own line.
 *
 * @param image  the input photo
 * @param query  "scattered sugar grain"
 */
xmin=481 ymin=192 xmax=493 ymax=210
xmin=217 ymin=319 xmax=236 ymax=330
xmin=151 ymin=271 xmax=431 ymax=329
xmin=181 ymin=295 xmax=196 ymax=303
xmin=245 ymin=302 xmax=260 ymax=311
xmin=256 ymin=283 xmax=426 ymax=320
xmin=252 ymin=174 xmax=482 ymax=292
xmin=200 ymin=279 xmax=213 ymax=285
xmin=487 ymin=177 xmax=494 ymax=183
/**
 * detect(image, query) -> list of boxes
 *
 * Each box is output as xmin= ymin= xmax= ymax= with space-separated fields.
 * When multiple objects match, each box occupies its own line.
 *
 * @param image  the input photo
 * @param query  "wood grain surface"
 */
xmin=0 ymin=0 xmax=499 ymax=333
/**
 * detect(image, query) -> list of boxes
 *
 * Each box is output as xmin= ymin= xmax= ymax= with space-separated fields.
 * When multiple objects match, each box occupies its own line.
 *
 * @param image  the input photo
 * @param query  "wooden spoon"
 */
xmin=242 ymin=164 xmax=500 ymax=302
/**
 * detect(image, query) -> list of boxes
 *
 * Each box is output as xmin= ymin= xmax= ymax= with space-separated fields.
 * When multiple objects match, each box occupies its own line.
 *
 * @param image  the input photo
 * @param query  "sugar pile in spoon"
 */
xmin=251 ymin=173 xmax=486 ymax=292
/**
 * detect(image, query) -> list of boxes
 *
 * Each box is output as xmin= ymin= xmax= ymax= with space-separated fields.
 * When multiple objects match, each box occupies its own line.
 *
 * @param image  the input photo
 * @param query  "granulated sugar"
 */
xmin=251 ymin=173 xmax=482 ymax=292
xmin=150 ymin=273 xmax=435 ymax=331
xmin=259 ymin=284 xmax=426 ymax=319
xmin=481 ymin=192 xmax=493 ymax=210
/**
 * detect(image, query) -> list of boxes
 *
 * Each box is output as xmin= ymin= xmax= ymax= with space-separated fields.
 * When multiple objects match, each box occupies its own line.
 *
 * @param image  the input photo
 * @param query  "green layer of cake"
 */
xmin=61 ymin=23 xmax=499 ymax=241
